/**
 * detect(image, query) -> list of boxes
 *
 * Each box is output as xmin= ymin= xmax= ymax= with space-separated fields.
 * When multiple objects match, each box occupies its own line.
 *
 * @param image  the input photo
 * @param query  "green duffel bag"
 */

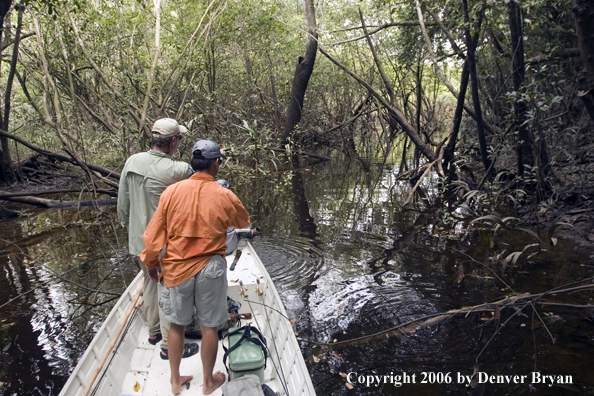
xmin=223 ymin=326 xmax=268 ymax=384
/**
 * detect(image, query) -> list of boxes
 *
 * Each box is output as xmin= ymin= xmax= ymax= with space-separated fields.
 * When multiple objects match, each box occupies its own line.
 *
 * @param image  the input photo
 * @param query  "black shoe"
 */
xmin=160 ymin=343 xmax=199 ymax=360
xmin=148 ymin=333 xmax=162 ymax=345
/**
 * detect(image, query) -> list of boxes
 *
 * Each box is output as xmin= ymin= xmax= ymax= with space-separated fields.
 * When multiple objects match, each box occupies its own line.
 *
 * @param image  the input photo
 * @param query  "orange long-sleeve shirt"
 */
xmin=140 ymin=172 xmax=250 ymax=287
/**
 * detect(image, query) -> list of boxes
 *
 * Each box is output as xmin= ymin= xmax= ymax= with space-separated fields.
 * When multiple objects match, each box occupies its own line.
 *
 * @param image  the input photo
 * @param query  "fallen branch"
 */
xmin=402 ymin=146 xmax=445 ymax=206
xmin=324 ymin=108 xmax=376 ymax=135
xmin=1 ymin=31 xmax=34 ymax=51
xmin=401 ymin=161 xmax=436 ymax=206
xmin=527 ymin=48 xmax=580 ymax=65
xmin=49 ymin=270 xmax=121 ymax=296
xmin=319 ymin=45 xmax=437 ymax=162
xmin=0 ymin=188 xmax=117 ymax=198
xmin=20 ymin=166 xmax=81 ymax=178
xmin=0 ymin=129 xmax=120 ymax=180
xmin=536 ymin=302 xmax=594 ymax=308
xmin=68 ymin=295 xmax=121 ymax=307
xmin=1 ymin=196 xmax=117 ymax=208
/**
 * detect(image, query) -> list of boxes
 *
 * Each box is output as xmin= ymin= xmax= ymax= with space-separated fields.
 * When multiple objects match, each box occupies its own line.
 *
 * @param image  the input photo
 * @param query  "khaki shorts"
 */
xmin=159 ymin=255 xmax=228 ymax=328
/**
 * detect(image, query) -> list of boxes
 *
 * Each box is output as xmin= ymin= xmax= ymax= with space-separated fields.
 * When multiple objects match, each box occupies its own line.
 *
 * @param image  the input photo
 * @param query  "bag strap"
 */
xmin=223 ymin=326 xmax=252 ymax=373
xmin=222 ymin=326 xmax=268 ymax=373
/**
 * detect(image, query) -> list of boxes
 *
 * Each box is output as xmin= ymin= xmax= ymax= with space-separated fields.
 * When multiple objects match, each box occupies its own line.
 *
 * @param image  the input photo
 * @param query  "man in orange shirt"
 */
xmin=141 ymin=139 xmax=250 ymax=395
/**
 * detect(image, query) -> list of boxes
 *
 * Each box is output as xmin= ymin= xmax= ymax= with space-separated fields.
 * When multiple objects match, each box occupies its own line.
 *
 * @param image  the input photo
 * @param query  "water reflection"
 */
xmin=0 ymin=209 xmax=136 ymax=396
xmin=291 ymin=171 xmax=318 ymax=239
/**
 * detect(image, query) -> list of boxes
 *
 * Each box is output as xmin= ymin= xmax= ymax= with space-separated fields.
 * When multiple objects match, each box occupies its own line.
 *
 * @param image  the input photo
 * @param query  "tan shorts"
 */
xmin=159 ymin=255 xmax=228 ymax=328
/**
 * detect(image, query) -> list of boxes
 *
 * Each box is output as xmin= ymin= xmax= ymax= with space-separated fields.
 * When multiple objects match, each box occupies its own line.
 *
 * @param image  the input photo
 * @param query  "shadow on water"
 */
xmin=1 ymin=153 xmax=594 ymax=395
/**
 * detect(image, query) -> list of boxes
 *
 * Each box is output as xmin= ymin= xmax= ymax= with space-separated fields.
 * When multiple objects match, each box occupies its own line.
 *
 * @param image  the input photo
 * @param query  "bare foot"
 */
xmin=203 ymin=371 xmax=225 ymax=395
xmin=171 ymin=375 xmax=193 ymax=395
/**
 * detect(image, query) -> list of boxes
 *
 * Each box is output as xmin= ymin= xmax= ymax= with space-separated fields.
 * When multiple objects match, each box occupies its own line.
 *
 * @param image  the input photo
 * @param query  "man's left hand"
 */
xmin=148 ymin=266 xmax=161 ymax=282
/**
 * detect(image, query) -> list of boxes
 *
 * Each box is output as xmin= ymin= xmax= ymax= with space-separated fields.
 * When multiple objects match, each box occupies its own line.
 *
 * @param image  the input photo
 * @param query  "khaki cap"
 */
xmin=151 ymin=118 xmax=188 ymax=138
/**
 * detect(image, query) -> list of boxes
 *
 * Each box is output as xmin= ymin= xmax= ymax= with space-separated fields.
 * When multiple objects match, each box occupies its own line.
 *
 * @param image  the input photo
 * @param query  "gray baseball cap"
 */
xmin=151 ymin=118 xmax=188 ymax=138
xmin=192 ymin=139 xmax=227 ymax=160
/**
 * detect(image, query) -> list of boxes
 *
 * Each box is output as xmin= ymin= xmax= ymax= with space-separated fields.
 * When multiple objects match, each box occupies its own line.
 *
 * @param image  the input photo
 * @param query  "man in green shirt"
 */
xmin=117 ymin=118 xmax=198 ymax=359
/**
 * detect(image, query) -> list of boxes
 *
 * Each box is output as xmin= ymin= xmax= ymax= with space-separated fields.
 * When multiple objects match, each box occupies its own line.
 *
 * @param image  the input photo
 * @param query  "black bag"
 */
xmin=186 ymin=297 xmax=242 ymax=338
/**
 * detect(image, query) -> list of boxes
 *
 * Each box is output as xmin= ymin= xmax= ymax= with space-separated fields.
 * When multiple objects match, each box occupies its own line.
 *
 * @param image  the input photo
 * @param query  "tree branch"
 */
xmin=319 ymin=45 xmax=437 ymax=162
xmin=330 ymin=21 xmax=427 ymax=46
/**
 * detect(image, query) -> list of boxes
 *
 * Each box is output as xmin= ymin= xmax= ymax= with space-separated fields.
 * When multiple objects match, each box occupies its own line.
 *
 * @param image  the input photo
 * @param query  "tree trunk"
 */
xmin=573 ymin=0 xmax=594 ymax=122
xmin=508 ymin=0 xmax=534 ymax=177
xmin=462 ymin=0 xmax=493 ymax=180
xmin=0 ymin=0 xmax=14 ymax=183
xmin=281 ymin=0 xmax=317 ymax=146
xmin=242 ymin=23 xmax=254 ymax=119
xmin=138 ymin=0 xmax=161 ymax=136
xmin=359 ymin=8 xmax=400 ymax=158
xmin=0 ymin=129 xmax=120 ymax=180
xmin=444 ymin=60 xmax=470 ymax=181
xmin=439 ymin=10 xmax=481 ymax=182
xmin=291 ymin=170 xmax=317 ymax=238
xmin=266 ymin=50 xmax=282 ymax=135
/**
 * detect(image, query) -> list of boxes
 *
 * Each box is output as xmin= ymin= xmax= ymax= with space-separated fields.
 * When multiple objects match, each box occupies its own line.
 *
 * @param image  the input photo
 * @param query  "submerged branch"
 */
xmin=402 ymin=147 xmax=444 ymax=207
xmin=304 ymin=283 xmax=594 ymax=349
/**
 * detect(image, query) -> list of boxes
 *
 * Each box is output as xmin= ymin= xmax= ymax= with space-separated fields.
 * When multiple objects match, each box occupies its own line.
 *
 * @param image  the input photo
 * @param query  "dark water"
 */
xmin=1 ymin=155 xmax=594 ymax=395
xmin=0 ymin=209 xmax=138 ymax=395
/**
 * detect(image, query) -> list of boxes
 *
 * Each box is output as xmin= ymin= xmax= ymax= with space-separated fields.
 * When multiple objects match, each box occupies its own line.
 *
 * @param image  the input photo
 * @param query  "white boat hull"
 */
xmin=59 ymin=241 xmax=315 ymax=396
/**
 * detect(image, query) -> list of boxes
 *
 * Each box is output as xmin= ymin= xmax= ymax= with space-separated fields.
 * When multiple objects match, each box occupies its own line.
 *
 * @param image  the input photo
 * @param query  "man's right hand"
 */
xmin=148 ymin=266 xmax=161 ymax=282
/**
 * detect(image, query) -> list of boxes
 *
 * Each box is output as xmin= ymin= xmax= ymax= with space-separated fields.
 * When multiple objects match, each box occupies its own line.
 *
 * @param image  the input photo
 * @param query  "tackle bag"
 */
xmin=223 ymin=325 xmax=268 ymax=383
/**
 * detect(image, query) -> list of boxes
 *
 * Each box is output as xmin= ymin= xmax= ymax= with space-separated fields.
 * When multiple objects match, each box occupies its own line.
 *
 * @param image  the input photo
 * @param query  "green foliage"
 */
xmin=25 ymin=0 xmax=84 ymax=18
xmin=237 ymin=119 xmax=282 ymax=176
xmin=469 ymin=213 xmax=570 ymax=275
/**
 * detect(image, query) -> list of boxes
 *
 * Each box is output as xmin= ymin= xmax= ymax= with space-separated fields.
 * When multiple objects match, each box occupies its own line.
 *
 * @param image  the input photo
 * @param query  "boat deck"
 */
xmin=121 ymin=319 xmax=277 ymax=396
xmin=121 ymin=246 xmax=283 ymax=396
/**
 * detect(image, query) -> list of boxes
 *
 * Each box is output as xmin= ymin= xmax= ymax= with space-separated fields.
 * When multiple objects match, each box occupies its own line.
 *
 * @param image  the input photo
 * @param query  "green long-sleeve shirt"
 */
xmin=117 ymin=149 xmax=192 ymax=256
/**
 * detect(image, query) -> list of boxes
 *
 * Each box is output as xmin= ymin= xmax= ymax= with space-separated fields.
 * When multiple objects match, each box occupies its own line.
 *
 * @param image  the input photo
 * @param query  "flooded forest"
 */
xmin=1 ymin=0 xmax=594 ymax=395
